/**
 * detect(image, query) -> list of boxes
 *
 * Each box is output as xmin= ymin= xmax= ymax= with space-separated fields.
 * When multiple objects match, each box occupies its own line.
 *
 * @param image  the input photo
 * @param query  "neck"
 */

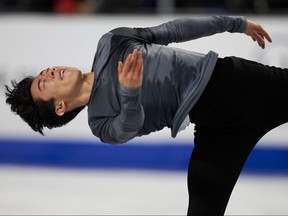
xmin=83 ymin=72 xmax=95 ymax=91
xmin=67 ymin=72 xmax=94 ymax=111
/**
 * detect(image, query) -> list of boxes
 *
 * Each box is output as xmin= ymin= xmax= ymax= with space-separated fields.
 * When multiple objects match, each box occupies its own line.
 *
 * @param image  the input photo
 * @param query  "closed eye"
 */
xmin=37 ymin=69 xmax=48 ymax=91
xmin=38 ymin=79 xmax=42 ymax=92
xmin=37 ymin=79 xmax=46 ymax=92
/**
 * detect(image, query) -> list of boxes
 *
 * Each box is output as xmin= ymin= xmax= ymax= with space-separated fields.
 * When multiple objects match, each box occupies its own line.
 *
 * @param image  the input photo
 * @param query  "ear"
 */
xmin=55 ymin=101 xmax=66 ymax=116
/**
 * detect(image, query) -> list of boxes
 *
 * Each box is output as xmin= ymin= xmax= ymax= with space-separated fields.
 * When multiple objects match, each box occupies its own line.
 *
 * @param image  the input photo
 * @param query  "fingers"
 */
xmin=129 ymin=49 xmax=139 ymax=76
xmin=259 ymin=25 xmax=272 ymax=43
xmin=122 ymin=52 xmax=133 ymax=77
xmin=133 ymin=51 xmax=143 ymax=81
xmin=118 ymin=61 xmax=123 ymax=76
xmin=253 ymin=31 xmax=266 ymax=49
xmin=245 ymin=19 xmax=272 ymax=49
xmin=118 ymin=49 xmax=143 ymax=89
xmin=121 ymin=49 xmax=139 ymax=76
xmin=254 ymin=24 xmax=272 ymax=49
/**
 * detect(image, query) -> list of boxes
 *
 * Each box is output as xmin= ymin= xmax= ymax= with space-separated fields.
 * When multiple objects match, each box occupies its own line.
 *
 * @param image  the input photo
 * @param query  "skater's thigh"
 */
xmin=187 ymin=129 xmax=264 ymax=216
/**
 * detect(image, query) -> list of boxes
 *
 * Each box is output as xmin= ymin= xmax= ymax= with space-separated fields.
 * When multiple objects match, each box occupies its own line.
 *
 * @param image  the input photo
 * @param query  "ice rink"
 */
xmin=0 ymin=165 xmax=288 ymax=215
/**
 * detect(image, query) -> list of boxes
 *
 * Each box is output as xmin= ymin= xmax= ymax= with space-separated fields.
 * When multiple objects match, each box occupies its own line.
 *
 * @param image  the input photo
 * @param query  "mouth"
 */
xmin=60 ymin=69 xmax=65 ymax=80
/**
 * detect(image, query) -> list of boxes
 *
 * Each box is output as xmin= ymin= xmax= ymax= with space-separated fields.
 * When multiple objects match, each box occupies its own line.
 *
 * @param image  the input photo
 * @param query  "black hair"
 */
xmin=4 ymin=77 xmax=85 ymax=135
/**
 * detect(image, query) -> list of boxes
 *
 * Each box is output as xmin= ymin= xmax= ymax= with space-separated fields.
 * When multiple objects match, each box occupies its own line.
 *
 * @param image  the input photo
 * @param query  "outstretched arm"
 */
xmin=111 ymin=16 xmax=272 ymax=50
xmin=111 ymin=16 xmax=247 ymax=46
xmin=144 ymin=16 xmax=247 ymax=45
xmin=244 ymin=19 xmax=272 ymax=49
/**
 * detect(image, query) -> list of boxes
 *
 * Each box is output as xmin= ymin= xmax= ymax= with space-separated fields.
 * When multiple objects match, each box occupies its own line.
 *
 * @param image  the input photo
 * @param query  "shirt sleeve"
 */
xmin=146 ymin=15 xmax=247 ymax=45
xmin=94 ymin=85 xmax=144 ymax=144
xmin=111 ymin=15 xmax=247 ymax=46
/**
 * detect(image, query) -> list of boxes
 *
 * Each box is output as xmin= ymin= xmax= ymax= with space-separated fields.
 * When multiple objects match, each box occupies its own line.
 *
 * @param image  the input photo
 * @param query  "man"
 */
xmin=5 ymin=15 xmax=286 ymax=215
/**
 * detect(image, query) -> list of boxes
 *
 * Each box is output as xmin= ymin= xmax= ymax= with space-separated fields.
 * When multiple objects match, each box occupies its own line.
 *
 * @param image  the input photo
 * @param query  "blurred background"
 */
xmin=1 ymin=0 xmax=288 ymax=215
xmin=0 ymin=0 xmax=288 ymax=14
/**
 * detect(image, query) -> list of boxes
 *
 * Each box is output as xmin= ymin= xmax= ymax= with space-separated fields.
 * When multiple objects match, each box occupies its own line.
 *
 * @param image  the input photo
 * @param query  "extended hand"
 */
xmin=118 ymin=49 xmax=143 ymax=89
xmin=244 ymin=19 xmax=272 ymax=49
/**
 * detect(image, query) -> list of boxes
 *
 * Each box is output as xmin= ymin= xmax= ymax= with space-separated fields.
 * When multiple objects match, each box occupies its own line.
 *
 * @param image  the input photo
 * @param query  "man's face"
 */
xmin=30 ymin=66 xmax=83 ymax=103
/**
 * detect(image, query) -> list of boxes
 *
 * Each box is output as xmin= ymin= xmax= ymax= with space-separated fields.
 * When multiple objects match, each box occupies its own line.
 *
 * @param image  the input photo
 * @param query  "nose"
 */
xmin=45 ymin=68 xmax=55 ymax=78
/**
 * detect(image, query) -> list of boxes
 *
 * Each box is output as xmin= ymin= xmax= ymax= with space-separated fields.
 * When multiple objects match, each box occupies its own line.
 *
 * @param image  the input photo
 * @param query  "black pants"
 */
xmin=188 ymin=57 xmax=288 ymax=215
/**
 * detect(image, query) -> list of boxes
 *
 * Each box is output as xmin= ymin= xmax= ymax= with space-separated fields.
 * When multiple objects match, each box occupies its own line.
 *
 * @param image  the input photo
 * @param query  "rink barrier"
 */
xmin=0 ymin=138 xmax=287 ymax=174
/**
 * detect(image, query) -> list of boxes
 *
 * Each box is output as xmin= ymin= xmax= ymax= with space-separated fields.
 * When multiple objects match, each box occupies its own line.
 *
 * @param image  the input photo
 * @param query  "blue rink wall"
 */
xmin=1 ymin=15 xmax=288 ymax=175
xmin=0 ymin=138 xmax=288 ymax=174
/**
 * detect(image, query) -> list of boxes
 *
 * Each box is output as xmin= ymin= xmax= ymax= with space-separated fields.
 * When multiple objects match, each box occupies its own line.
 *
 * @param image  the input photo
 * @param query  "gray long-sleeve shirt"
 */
xmin=87 ymin=16 xmax=247 ymax=144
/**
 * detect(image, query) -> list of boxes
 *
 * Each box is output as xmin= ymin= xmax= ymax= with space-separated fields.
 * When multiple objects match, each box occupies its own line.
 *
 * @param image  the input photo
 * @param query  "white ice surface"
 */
xmin=0 ymin=165 xmax=287 ymax=215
